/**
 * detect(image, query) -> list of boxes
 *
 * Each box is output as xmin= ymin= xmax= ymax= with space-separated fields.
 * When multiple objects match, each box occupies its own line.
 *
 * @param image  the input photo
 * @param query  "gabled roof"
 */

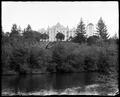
xmin=51 ymin=22 xmax=66 ymax=29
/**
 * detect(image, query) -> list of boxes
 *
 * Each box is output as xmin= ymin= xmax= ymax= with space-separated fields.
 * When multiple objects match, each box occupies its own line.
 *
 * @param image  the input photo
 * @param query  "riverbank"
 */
xmin=2 ymin=69 xmax=98 ymax=76
xmin=2 ymin=69 xmax=51 ymax=76
xmin=96 ymin=73 xmax=118 ymax=95
xmin=2 ymin=69 xmax=118 ymax=94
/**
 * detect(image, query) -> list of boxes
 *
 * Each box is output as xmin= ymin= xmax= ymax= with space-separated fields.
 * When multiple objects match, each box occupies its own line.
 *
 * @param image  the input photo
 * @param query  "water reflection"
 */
xmin=2 ymin=72 xmax=117 ymax=95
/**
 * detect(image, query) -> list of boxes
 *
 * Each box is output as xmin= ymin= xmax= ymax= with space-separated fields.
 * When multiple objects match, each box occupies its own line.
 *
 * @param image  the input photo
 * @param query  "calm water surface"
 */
xmin=2 ymin=72 xmax=117 ymax=95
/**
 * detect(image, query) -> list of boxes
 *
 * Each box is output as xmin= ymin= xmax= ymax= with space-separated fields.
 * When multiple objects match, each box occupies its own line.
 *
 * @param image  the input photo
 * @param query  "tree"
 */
xmin=72 ymin=18 xmax=86 ymax=43
xmin=23 ymin=24 xmax=32 ymax=38
xmin=10 ymin=24 xmax=21 ymax=38
xmin=87 ymin=35 xmax=99 ymax=45
xmin=32 ymin=31 xmax=42 ymax=42
xmin=9 ymin=24 xmax=21 ymax=46
xmin=56 ymin=32 xmax=65 ymax=41
xmin=112 ymin=32 xmax=118 ymax=40
xmin=96 ymin=17 xmax=109 ymax=41
xmin=22 ymin=24 xmax=36 ymax=43
xmin=108 ymin=33 xmax=119 ymax=45
xmin=52 ymin=43 xmax=66 ymax=72
xmin=26 ymin=24 xmax=32 ymax=32
xmin=41 ymin=33 xmax=49 ymax=41
xmin=2 ymin=32 xmax=10 ymax=44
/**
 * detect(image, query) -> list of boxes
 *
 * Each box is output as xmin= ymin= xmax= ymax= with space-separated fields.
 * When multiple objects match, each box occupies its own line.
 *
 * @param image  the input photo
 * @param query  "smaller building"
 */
xmin=86 ymin=23 xmax=95 ymax=37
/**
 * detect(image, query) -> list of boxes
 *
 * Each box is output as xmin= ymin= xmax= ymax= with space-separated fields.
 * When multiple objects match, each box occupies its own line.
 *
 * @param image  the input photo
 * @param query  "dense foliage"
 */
xmin=55 ymin=32 xmax=65 ymax=41
xmin=2 ymin=39 xmax=118 ymax=75
xmin=1 ymin=18 xmax=119 ymax=75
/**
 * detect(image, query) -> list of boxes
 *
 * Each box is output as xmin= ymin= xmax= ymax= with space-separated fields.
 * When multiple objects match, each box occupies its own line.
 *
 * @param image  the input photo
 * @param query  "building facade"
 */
xmin=86 ymin=23 xmax=95 ymax=37
xmin=48 ymin=22 xmax=69 ymax=41
xmin=39 ymin=22 xmax=76 ymax=41
xmin=39 ymin=22 xmax=96 ymax=41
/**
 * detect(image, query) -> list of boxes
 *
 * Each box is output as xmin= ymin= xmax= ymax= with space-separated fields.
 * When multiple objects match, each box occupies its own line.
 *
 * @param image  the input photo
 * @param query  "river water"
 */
xmin=2 ymin=72 xmax=118 ymax=95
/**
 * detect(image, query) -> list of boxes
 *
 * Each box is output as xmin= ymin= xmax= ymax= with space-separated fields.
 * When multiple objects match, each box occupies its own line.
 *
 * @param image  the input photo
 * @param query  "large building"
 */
xmin=39 ymin=22 xmax=76 ymax=41
xmin=48 ymin=22 xmax=69 ymax=41
xmin=38 ymin=22 xmax=96 ymax=41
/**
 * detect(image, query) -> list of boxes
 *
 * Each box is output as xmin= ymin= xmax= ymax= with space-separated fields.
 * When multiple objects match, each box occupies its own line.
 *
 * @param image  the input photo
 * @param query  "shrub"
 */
xmin=2 ymin=39 xmax=118 ymax=75
xmin=46 ymin=63 xmax=57 ymax=73
xmin=9 ymin=42 xmax=30 ymax=74
xmin=60 ymin=62 xmax=76 ymax=72
xmin=2 ymin=43 xmax=13 ymax=71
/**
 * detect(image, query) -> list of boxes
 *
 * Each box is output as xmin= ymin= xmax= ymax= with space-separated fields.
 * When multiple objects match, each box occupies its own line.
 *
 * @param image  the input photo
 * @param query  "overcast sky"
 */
xmin=2 ymin=1 xmax=118 ymax=37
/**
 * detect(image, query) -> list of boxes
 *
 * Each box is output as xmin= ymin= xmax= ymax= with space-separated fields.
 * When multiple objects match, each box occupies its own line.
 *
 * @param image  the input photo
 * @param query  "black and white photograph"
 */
xmin=1 ymin=1 xmax=119 ymax=96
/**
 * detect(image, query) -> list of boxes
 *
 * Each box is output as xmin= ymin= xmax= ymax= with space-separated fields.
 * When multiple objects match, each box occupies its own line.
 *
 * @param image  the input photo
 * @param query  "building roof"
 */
xmin=51 ymin=22 xmax=67 ymax=30
xmin=87 ymin=23 xmax=94 ymax=26
xmin=39 ymin=28 xmax=46 ymax=32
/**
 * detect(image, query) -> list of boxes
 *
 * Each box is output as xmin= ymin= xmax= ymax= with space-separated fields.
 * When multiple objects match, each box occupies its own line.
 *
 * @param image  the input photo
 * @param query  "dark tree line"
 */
xmin=71 ymin=17 xmax=116 ymax=46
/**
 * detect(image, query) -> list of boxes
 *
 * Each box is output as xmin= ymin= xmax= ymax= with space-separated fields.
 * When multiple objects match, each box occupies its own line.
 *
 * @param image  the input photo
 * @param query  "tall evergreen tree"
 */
xmin=76 ymin=18 xmax=86 ymax=34
xmin=10 ymin=24 xmax=20 ymax=38
xmin=72 ymin=18 xmax=86 ymax=43
xmin=9 ymin=24 xmax=21 ymax=45
xmin=22 ymin=24 xmax=34 ymax=41
xmin=96 ymin=17 xmax=109 ymax=41
xmin=26 ymin=24 xmax=32 ymax=32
